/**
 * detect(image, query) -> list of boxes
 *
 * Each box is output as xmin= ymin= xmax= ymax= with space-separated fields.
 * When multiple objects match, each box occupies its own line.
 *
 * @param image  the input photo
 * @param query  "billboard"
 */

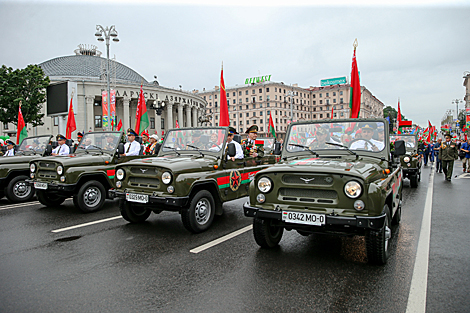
xmin=320 ymin=77 xmax=347 ymax=86
xmin=46 ymin=81 xmax=77 ymax=116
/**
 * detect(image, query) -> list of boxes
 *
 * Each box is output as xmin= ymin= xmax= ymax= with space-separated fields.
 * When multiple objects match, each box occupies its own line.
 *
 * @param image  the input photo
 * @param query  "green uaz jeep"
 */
xmin=28 ymin=131 xmax=143 ymax=213
xmin=111 ymin=127 xmax=277 ymax=233
xmin=390 ymin=134 xmax=422 ymax=188
xmin=243 ymin=118 xmax=406 ymax=264
xmin=0 ymin=135 xmax=52 ymax=202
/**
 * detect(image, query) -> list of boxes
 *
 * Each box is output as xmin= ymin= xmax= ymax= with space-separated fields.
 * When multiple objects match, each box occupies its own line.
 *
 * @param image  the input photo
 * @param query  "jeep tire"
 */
xmin=410 ymin=174 xmax=418 ymax=188
xmin=120 ymin=199 xmax=151 ymax=223
xmin=366 ymin=205 xmax=391 ymax=265
xmin=5 ymin=175 xmax=35 ymax=203
xmin=76 ymin=180 xmax=106 ymax=213
xmin=181 ymin=190 xmax=215 ymax=233
xmin=253 ymin=217 xmax=284 ymax=248
xmin=36 ymin=190 xmax=66 ymax=207
xmin=0 ymin=189 xmax=4 ymax=199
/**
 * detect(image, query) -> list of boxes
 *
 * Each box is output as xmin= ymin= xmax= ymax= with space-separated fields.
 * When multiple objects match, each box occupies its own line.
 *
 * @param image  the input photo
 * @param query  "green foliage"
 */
xmin=0 ymin=64 xmax=50 ymax=127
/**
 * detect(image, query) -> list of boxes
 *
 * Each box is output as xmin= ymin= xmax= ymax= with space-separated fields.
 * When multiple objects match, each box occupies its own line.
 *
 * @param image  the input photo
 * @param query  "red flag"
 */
xmin=117 ymin=119 xmax=122 ymax=131
xmin=135 ymin=84 xmax=149 ymax=135
xmin=17 ymin=102 xmax=28 ymax=145
xmin=66 ymin=95 xmax=76 ymax=139
xmin=349 ymin=44 xmax=361 ymax=118
xmin=331 ymin=106 xmax=334 ymax=119
xmin=175 ymin=120 xmax=180 ymax=128
xmin=219 ymin=63 xmax=229 ymax=126
xmin=397 ymin=100 xmax=402 ymax=134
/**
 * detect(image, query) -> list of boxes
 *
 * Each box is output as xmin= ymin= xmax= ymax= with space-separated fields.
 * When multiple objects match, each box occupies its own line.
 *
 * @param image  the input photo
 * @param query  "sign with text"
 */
xmin=245 ymin=75 xmax=271 ymax=84
xmin=320 ymin=77 xmax=347 ymax=86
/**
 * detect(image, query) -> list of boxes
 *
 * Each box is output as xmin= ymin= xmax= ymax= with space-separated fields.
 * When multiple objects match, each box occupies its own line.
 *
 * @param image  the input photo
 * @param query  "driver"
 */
xmin=51 ymin=134 xmax=70 ymax=156
xmin=190 ymin=130 xmax=205 ymax=149
xmin=309 ymin=126 xmax=340 ymax=149
xmin=350 ymin=122 xmax=385 ymax=151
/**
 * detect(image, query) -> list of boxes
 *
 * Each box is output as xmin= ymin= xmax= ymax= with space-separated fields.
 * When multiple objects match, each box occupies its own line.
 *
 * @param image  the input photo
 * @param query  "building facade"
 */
xmin=196 ymin=81 xmax=384 ymax=138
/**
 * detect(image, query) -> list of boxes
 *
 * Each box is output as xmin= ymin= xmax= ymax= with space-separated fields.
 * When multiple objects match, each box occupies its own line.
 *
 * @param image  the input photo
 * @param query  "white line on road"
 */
xmin=406 ymin=166 xmax=435 ymax=313
xmin=0 ymin=201 xmax=41 ymax=211
xmin=51 ymin=216 xmax=123 ymax=233
xmin=190 ymin=225 xmax=253 ymax=254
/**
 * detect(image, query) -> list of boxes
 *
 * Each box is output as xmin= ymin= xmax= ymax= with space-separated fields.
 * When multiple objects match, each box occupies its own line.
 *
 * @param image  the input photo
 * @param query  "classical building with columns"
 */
xmin=0 ymin=45 xmax=206 ymax=139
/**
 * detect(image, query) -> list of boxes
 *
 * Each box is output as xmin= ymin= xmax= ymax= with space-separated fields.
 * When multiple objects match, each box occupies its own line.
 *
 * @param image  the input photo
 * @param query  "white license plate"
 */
xmin=34 ymin=182 xmax=48 ymax=190
xmin=126 ymin=193 xmax=148 ymax=203
xmin=282 ymin=211 xmax=325 ymax=226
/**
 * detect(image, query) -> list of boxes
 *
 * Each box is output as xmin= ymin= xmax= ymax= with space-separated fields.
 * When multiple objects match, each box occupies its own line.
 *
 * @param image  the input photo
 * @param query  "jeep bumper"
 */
xmin=243 ymin=202 xmax=386 ymax=231
xmin=110 ymin=190 xmax=189 ymax=208
xmin=25 ymin=179 xmax=77 ymax=192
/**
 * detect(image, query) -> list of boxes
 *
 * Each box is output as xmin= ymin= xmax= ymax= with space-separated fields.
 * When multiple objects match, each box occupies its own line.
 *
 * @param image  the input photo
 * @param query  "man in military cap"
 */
xmin=439 ymin=132 xmax=459 ymax=181
xmin=121 ymin=129 xmax=140 ymax=156
xmin=73 ymin=132 xmax=83 ymax=151
xmin=190 ymin=130 xmax=205 ymax=149
xmin=226 ymin=127 xmax=244 ymax=161
xmin=51 ymin=134 xmax=70 ymax=156
xmin=350 ymin=122 xmax=384 ymax=151
xmin=309 ymin=125 xmax=340 ymax=149
xmin=241 ymin=125 xmax=264 ymax=158
xmin=104 ymin=133 xmax=117 ymax=151
xmin=4 ymin=140 xmax=15 ymax=156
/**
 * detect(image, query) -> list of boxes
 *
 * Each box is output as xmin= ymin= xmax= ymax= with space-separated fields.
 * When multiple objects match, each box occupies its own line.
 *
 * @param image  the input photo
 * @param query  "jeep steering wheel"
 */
xmin=349 ymin=138 xmax=377 ymax=151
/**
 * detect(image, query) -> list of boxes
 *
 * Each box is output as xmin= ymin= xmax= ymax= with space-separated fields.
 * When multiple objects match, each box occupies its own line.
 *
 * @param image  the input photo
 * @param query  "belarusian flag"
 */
xmin=219 ymin=62 xmax=229 ymax=127
xmin=175 ymin=120 xmax=180 ymax=128
xmin=397 ymin=100 xmax=402 ymax=134
xmin=66 ymin=94 xmax=76 ymax=139
xmin=16 ymin=101 xmax=27 ymax=145
xmin=135 ymin=84 xmax=149 ymax=135
xmin=268 ymin=112 xmax=276 ymax=137
xmin=349 ymin=41 xmax=361 ymax=118
xmin=117 ymin=119 xmax=122 ymax=131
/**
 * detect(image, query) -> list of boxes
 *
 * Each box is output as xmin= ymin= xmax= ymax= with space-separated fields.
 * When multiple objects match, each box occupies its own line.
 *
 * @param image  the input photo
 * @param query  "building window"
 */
xmin=313 ymin=101 xmax=316 ymax=105
xmin=246 ymin=98 xmax=249 ymax=102
xmin=253 ymin=112 xmax=256 ymax=117
xmin=246 ymin=105 xmax=249 ymax=109
xmin=340 ymin=98 xmax=343 ymax=104
xmin=333 ymin=92 xmax=336 ymax=96
xmin=233 ymin=114 xmax=236 ymax=118
xmin=239 ymin=91 xmax=242 ymax=96
xmin=252 ymin=89 xmax=255 ymax=94
xmin=234 ymin=121 xmax=237 ymax=126
xmin=259 ymin=88 xmax=262 ymax=93
xmin=275 ymin=87 xmax=277 ymax=92
xmin=326 ymin=93 xmax=329 ymax=97
xmin=326 ymin=99 xmax=330 ymax=104
xmin=320 ymin=94 xmax=322 ymax=98
xmin=313 ymin=94 xmax=316 ymax=98
xmin=95 ymin=115 xmax=102 ymax=128
xmin=245 ymin=90 xmax=248 ymax=95
xmin=240 ymin=113 xmax=242 ymax=117
xmin=267 ymin=103 xmax=270 ymax=107
xmin=215 ymin=101 xmax=218 ymax=107
xmin=333 ymin=99 xmax=336 ymax=103
xmin=209 ymin=102 xmax=212 ymax=106
xmin=267 ymin=95 xmax=270 ymax=100
xmin=215 ymin=94 xmax=218 ymax=99
xmin=341 ymin=105 xmax=344 ymax=109
xmin=340 ymin=91 xmax=343 ymax=95
xmin=233 ymin=99 xmax=236 ymax=104
xmin=260 ymin=127 xmax=263 ymax=132
xmin=313 ymin=114 xmax=316 ymax=119
xmin=260 ymin=111 xmax=263 ymax=116
xmin=161 ymin=118 xmax=165 ymax=130
xmin=320 ymin=114 xmax=323 ymax=118
xmin=239 ymin=98 xmax=242 ymax=103
xmin=259 ymin=96 xmax=262 ymax=101
xmin=259 ymin=119 xmax=263 ymax=124
xmin=341 ymin=112 xmax=344 ymax=117
xmin=266 ymin=87 xmax=269 ymax=92
xmin=209 ymin=95 xmax=212 ymax=100
xmin=150 ymin=117 xmax=155 ymax=129
xmin=320 ymin=100 xmax=323 ymax=104
xmin=227 ymin=92 xmax=229 ymax=98
xmin=246 ymin=113 xmax=249 ymax=117
xmin=233 ymin=92 xmax=236 ymax=97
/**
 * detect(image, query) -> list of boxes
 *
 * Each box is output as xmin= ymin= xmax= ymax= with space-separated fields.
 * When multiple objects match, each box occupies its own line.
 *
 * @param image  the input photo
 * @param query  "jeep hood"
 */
xmin=0 ymin=154 xmax=40 ymax=166
xmin=123 ymin=154 xmax=214 ymax=173
xmin=39 ymin=153 xmax=112 ymax=167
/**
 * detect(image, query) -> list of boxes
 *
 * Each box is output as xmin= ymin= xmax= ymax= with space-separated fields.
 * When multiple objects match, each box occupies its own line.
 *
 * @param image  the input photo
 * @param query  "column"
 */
xmin=177 ymin=103 xmax=184 ymax=128
xmin=166 ymin=102 xmax=173 ymax=131
xmin=192 ymin=106 xmax=198 ymax=127
xmin=156 ymin=112 xmax=162 ymax=137
xmin=85 ymin=95 xmax=94 ymax=132
xmin=186 ymin=104 xmax=192 ymax=128
xmin=123 ymin=97 xmax=130 ymax=132
xmin=197 ymin=108 xmax=203 ymax=125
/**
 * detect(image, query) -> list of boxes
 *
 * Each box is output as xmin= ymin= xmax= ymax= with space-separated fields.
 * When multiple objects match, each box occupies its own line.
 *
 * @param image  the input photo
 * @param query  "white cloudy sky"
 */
xmin=1 ymin=0 xmax=469 ymax=126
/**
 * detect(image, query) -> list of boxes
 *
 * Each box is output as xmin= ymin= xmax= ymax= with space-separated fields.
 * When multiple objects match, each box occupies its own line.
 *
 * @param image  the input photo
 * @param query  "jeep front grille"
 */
xmin=39 ymin=162 xmax=56 ymax=169
xmin=38 ymin=170 xmax=57 ymax=179
xmin=278 ymin=188 xmax=337 ymax=204
xmin=130 ymin=167 xmax=158 ymax=175
xmin=282 ymin=174 xmax=333 ymax=186
xmin=129 ymin=177 xmax=160 ymax=188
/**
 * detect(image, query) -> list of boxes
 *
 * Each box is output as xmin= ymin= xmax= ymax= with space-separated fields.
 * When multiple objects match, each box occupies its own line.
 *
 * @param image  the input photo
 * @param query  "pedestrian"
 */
xmin=428 ymin=141 xmax=434 ymax=163
xmin=460 ymin=138 xmax=470 ymax=173
xmin=423 ymin=141 xmax=432 ymax=166
xmin=439 ymin=133 xmax=459 ymax=181
xmin=434 ymin=138 xmax=442 ymax=173
xmin=418 ymin=140 xmax=425 ymax=163
xmin=51 ymin=134 xmax=70 ymax=156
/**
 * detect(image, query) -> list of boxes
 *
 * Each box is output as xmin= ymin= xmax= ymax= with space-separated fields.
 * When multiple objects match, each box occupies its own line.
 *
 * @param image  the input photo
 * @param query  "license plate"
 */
xmin=34 ymin=182 xmax=47 ymax=190
xmin=126 ymin=193 xmax=148 ymax=203
xmin=282 ymin=211 xmax=325 ymax=226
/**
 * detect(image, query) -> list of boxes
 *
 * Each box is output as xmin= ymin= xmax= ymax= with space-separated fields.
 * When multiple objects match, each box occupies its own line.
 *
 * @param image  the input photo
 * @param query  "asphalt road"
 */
xmin=0 ymin=162 xmax=469 ymax=313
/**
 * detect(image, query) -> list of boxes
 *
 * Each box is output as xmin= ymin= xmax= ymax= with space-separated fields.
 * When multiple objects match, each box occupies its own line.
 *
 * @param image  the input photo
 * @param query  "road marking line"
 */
xmin=0 ymin=201 xmax=41 ymax=211
xmin=406 ymin=166 xmax=435 ymax=313
xmin=51 ymin=216 xmax=123 ymax=233
xmin=190 ymin=225 xmax=253 ymax=254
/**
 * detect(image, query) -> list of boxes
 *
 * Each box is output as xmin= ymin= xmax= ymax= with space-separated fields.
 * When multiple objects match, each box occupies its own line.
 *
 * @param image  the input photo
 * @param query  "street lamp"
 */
xmin=95 ymin=25 xmax=119 ymax=130
xmin=452 ymin=99 xmax=464 ymax=135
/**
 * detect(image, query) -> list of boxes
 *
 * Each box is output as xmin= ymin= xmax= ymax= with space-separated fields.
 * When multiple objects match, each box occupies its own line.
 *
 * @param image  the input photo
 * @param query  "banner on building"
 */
xmin=102 ymin=90 xmax=108 ymax=128
xmin=110 ymin=89 xmax=116 ymax=130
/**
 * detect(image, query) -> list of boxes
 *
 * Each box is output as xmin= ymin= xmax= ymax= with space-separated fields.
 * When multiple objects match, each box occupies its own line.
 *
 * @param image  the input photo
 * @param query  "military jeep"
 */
xmin=390 ymin=134 xmax=422 ymax=188
xmin=0 ymin=135 xmax=52 ymax=203
xmin=111 ymin=127 xmax=277 ymax=233
xmin=28 ymin=131 xmax=143 ymax=213
xmin=243 ymin=118 xmax=406 ymax=264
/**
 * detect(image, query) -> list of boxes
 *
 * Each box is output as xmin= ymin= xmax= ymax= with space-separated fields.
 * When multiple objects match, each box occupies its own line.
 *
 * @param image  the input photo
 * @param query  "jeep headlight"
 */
xmin=57 ymin=165 xmax=63 ymax=175
xmin=30 ymin=163 xmax=36 ymax=172
xmin=116 ymin=169 xmax=125 ymax=181
xmin=344 ymin=181 xmax=362 ymax=198
xmin=162 ymin=172 xmax=172 ymax=185
xmin=403 ymin=156 xmax=410 ymax=163
xmin=257 ymin=177 xmax=272 ymax=193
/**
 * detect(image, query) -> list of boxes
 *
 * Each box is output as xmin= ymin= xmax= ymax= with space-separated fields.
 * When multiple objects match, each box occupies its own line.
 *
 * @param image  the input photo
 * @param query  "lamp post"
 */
xmin=452 ymin=99 xmax=464 ymax=135
xmin=95 ymin=25 xmax=119 ymax=131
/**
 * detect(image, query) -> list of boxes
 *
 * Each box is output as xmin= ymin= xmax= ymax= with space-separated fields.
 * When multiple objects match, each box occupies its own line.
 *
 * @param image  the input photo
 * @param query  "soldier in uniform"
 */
xmin=73 ymin=132 xmax=83 ymax=151
xmin=4 ymin=140 xmax=15 ymax=157
xmin=121 ymin=129 xmax=140 ymax=156
xmin=350 ymin=122 xmax=384 ymax=151
xmin=51 ymin=134 xmax=70 ymax=156
xmin=439 ymin=132 xmax=459 ymax=181
xmin=241 ymin=125 xmax=264 ymax=158
xmin=309 ymin=126 xmax=340 ymax=149
xmin=104 ymin=133 xmax=117 ymax=151
xmin=226 ymin=127 xmax=244 ymax=161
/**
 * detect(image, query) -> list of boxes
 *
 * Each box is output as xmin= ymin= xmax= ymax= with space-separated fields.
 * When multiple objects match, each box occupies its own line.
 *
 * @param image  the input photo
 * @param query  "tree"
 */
xmin=0 ymin=64 xmax=50 ymax=127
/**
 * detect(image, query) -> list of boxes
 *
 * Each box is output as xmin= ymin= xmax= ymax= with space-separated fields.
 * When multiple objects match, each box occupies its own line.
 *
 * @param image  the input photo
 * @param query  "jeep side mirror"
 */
xmin=51 ymin=141 xmax=58 ymax=149
xmin=227 ymin=142 xmax=236 ymax=158
xmin=394 ymin=140 xmax=406 ymax=156
xmin=45 ymin=145 xmax=52 ymax=155
xmin=117 ymin=143 xmax=125 ymax=155
xmin=274 ymin=142 xmax=282 ymax=155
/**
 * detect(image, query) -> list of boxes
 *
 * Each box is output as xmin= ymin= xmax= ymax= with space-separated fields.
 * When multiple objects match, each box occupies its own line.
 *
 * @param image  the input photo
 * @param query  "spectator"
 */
xmin=461 ymin=138 xmax=470 ymax=173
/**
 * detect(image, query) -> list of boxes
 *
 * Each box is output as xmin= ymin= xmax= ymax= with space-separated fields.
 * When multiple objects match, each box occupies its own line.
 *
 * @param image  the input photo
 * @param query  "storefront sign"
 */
xmin=320 ymin=77 xmax=347 ymax=86
xmin=245 ymin=75 xmax=271 ymax=84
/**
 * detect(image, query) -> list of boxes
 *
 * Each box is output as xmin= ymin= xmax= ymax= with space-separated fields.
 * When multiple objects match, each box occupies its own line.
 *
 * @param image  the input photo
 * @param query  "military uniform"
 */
xmin=4 ymin=140 xmax=15 ymax=157
xmin=349 ymin=122 xmax=385 ymax=151
xmin=439 ymin=134 xmax=459 ymax=181
xmin=241 ymin=125 xmax=264 ymax=158
xmin=52 ymin=134 xmax=70 ymax=156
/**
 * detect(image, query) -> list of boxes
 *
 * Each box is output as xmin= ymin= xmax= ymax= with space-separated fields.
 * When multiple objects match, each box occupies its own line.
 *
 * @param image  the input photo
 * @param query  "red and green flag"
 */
xmin=219 ymin=62 xmax=229 ymax=127
xmin=16 ymin=101 xmax=27 ymax=145
xmin=268 ymin=112 xmax=276 ymax=137
xmin=349 ymin=41 xmax=361 ymax=118
xmin=117 ymin=119 xmax=122 ymax=131
xmin=135 ymin=84 xmax=149 ymax=135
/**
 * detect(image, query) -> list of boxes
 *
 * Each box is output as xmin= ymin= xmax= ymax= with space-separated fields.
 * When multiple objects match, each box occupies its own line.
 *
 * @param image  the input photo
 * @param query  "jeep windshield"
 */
xmin=17 ymin=135 xmax=52 ymax=154
xmin=391 ymin=135 xmax=416 ymax=151
xmin=162 ymin=128 xmax=227 ymax=153
xmin=76 ymin=132 xmax=122 ymax=154
xmin=286 ymin=121 xmax=386 ymax=154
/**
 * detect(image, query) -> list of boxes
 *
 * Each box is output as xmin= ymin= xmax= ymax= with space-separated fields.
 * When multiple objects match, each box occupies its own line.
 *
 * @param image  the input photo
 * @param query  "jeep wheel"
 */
xmin=76 ymin=180 xmax=106 ymax=213
xmin=366 ymin=205 xmax=391 ymax=265
xmin=120 ymin=199 xmax=151 ymax=223
xmin=410 ymin=174 xmax=418 ymax=188
xmin=392 ymin=195 xmax=402 ymax=225
xmin=36 ymin=190 xmax=66 ymax=207
xmin=5 ymin=175 xmax=35 ymax=203
xmin=253 ymin=217 xmax=284 ymax=248
xmin=181 ymin=190 xmax=215 ymax=233
xmin=0 ymin=189 xmax=4 ymax=199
